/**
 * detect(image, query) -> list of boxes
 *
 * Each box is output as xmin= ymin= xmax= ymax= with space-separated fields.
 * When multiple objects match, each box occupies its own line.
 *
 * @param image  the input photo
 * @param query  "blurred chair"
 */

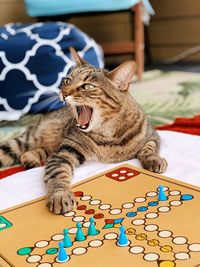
xmin=24 ymin=0 xmax=154 ymax=80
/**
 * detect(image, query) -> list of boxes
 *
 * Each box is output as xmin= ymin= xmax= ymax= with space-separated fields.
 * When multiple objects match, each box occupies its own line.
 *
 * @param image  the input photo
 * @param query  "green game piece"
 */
xmin=46 ymin=248 xmax=58 ymax=255
xmin=88 ymin=217 xmax=99 ymax=236
xmin=17 ymin=247 xmax=33 ymax=256
xmin=63 ymin=228 xmax=73 ymax=247
xmin=75 ymin=222 xmax=86 ymax=241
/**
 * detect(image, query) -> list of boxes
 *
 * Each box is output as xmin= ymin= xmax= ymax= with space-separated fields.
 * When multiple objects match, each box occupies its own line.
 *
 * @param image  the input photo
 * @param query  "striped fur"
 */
xmin=0 ymin=49 xmax=167 ymax=214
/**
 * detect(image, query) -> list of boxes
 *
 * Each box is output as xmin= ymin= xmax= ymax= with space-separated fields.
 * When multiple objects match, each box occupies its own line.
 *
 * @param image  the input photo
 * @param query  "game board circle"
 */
xmin=118 ymin=176 xmax=126 ymax=180
xmin=137 ymin=206 xmax=148 ymax=212
xmin=159 ymin=261 xmax=175 ymax=267
xmin=129 ymin=246 xmax=144 ymax=254
xmin=17 ymin=247 xmax=33 ymax=256
xmin=89 ymin=240 xmax=103 ymax=248
xmin=85 ymin=209 xmax=95 ymax=215
xmin=99 ymin=204 xmax=111 ymax=210
xmin=77 ymin=205 xmax=87 ymax=210
xmin=169 ymin=190 xmax=181 ymax=196
xmin=116 ymin=240 xmax=130 ymax=247
xmin=37 ymin=263 xmax=52 ymax=267
xmin=68 ymin=227 xmax=77 ymax=234
xmin=146 ymin=191 xmax=157 ymax=197
xmin=111 ymin=173 xmax=118 ymax=177
xmin=81 ymin=195 xmax=92 ymax=201
xmin=109 ymin=209 xmax=122 ymax=215
xmin=160 ymin=245 xmax=173 ymax=252
xmin=173 ymin=237 xmax=188 ymax=245
xmin=0 ymin=223 xmax=6 ymax=228
xmin=73 ymin=216 xmax=85 ymax=222
xmin=55 ymin=255 xmax=70 ymax=263
xmin=145 ymin=224 xmax=158 ymax=232
xmin=144 ymin=253 xmax=159 ymax=262
xmin=145 ymin=212 xmax=158 ymax=219
xmin=158 ymin=206 xmax=170 ymax=212
xmin=148 ymin=239 xmax=159 ymax=246
xmin=181 ymin=194 xmax=194 ymax=201
xmin=126 ymin=212 xmax=137 ymax=217
xmin=64 ymin=211 xmax=76 ymax=217
xmin=132 ymin=219 xmax=145 ymax=226
xmin=170 ymin=200 xmax=182 ymax=206
xmin=120 ymin=170 xmax=127 ymax=174
xmin=136 ymin=234 xmax=147 ymax=241
xmin=46 ymin=248 xmax=58 ymax=255
xmin=27 ymin=255 xmax=42 ymax=263
xmin=122 ymin=203 xmax=134 ymax=209
xmin=72 ymin=247 xmax=87 ymax=255
xmin=158 ymin=230 xmax=172 ymax=238
xmin=51 ymin=234 xmax=64 ymax=241
xmin=174 ymin=252 xmax=190 ymax=260
xmin=89 ymin=199 xmax=101 ymax=205
xmin=82 ymin=221 xmax=90 ymax=228
xmin=35 ymin=240 xmax=49 ymax=248
xmin=125 ymin=228 xmax=136 ymax=235
xmin=127 ymin=172 xmax=134 ymax=176
xmin=74 ymin=191 xmax=83 ymax=197
xmin=188 ymin=243 xmax=200 ymax=252
xmin=104 ymin=233 xmax=118 ymax=240
xmin=134 ymin=197 xmax=146 ymax=203
xmin=148 ymin=201 xmax=158 ymax=207
xmin=94 ymin=213 xmax=104 ymax=219
xmin=162 ymin=186 xmax=169 ymax=192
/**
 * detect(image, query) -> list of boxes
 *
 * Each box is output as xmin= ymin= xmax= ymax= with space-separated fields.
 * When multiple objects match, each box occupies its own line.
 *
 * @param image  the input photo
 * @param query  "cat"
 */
xmin=0 ymin=48 xmax=167 ymax=214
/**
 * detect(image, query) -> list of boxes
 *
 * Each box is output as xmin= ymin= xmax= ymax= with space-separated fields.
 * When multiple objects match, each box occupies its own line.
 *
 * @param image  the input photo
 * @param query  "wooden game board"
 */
xmin=0 ymin=164 xmax=200 ymax=267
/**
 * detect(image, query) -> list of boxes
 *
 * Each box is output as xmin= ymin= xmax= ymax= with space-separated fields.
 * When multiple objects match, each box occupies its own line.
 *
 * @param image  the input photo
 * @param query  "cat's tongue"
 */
xmin=77 ymin=106 xmax=92 ymax=126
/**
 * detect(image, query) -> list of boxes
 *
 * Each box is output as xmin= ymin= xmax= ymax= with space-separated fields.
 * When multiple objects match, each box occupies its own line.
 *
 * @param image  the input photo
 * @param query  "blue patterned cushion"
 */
xmin=0 ymin=22 xmax=104 ymax=121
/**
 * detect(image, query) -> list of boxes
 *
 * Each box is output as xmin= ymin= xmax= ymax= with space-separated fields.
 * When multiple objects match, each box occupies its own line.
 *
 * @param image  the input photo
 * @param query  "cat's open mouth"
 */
xmin=75 ymin=105 xmax=93 ymax=130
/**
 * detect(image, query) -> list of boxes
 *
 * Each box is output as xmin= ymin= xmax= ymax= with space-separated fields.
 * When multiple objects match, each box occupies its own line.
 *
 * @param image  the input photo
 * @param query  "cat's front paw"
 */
xmin=47 ymin=189 xmax=76 ymax=215
xmin=143 ymin=156 xmax=168 ymax=173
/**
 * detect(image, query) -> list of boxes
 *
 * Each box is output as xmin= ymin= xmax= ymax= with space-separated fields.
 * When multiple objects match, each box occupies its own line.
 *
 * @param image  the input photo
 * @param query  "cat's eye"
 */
xmin=82 ymin=84 xmax=95 ymax=90
xmin=63 ymin=78 xmax=71 ymax=85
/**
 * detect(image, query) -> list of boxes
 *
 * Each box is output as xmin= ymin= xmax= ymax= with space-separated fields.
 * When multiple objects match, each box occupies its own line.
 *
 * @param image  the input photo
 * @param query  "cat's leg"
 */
xmin=0 ymin=126 xmax=38 ymax=168
xmin=137 ymin=132 xmax=167 ymax=173
xmin=20 ymin=147 xmax=51 ymax=169
xmin=44 ymin=142 xmax=87 ymax=214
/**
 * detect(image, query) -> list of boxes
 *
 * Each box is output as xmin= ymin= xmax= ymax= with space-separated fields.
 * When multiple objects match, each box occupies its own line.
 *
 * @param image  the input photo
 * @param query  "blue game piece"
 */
xmin=63 ymin=228 xmax=73 ymax=248
xmin=88 ymin=217 xmax=99 ymax=236
xmin=75 ymin=222 xmax=86 ymax=241
xmin=117 ymin=226 xmax=129 ymax=246
xmin=57 ymin=241 xmax=69 ymax=262
xmin=158 ymin=185 xmax=167 ymax=201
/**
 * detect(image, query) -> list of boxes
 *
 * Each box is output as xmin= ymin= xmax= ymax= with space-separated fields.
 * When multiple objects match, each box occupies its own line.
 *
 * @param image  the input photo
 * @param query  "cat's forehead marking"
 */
xmin=70 ymin=66 xmax=104 ymax=81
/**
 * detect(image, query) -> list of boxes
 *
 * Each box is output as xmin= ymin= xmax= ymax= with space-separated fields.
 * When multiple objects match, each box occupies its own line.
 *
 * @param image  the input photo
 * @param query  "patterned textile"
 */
xmin=0 ymin=22 xmax=104 ymax=121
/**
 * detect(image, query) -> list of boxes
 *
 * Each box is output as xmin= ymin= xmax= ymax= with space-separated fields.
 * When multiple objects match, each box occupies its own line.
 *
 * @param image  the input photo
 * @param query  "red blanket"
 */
xmin=157 ymin=114 xmax=200 ymax=136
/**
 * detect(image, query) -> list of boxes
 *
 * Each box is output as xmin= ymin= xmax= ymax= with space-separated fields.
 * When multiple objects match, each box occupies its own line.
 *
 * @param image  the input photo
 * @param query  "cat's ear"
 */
xmin=70 ymin=47 xmax=88 ymax=66
xmin=108 ymin=61 xmax=136 ymax=91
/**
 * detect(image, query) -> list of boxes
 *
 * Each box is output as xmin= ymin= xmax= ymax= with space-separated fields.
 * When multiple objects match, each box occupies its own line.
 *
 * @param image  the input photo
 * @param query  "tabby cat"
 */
xmin=0 ymin=48 xmax=167 ymax=214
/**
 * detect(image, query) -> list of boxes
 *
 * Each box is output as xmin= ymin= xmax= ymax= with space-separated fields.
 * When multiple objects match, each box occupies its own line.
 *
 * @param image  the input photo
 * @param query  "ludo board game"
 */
xmin=0 ymin=164 xmax=200 ymax=267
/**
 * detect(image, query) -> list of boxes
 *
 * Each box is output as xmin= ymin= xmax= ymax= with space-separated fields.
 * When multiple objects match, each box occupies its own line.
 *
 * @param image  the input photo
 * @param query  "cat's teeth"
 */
xmin=76 ymin=124 xmax=81 ymax=127
xmin=81 ymin=125 xmax=86 ymax=129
